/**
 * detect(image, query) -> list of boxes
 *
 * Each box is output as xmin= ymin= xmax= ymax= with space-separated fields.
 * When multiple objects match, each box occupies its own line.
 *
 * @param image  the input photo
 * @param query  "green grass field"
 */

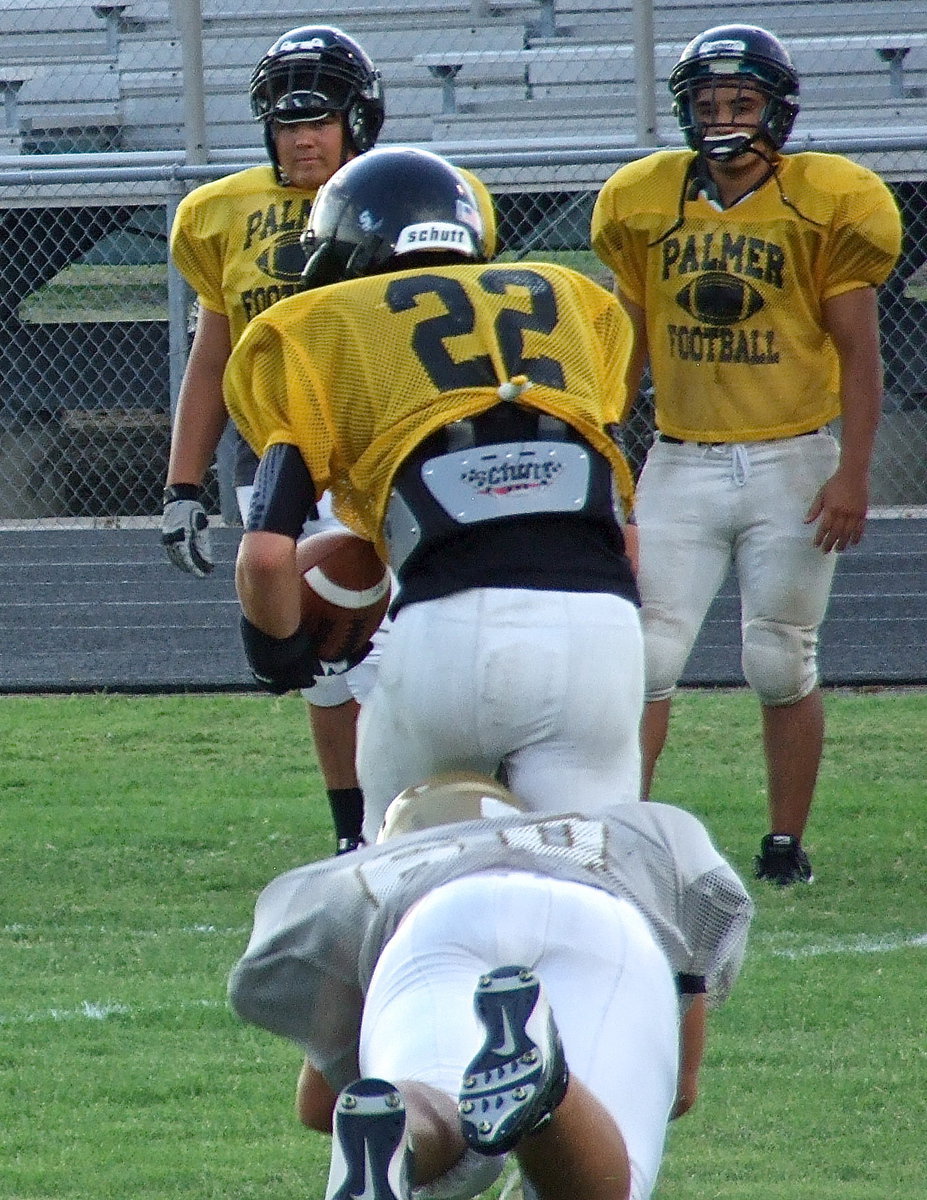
xmin=17 ymin=264 xmax=168 ymax=325
xmin=15 ymin=252 xmax=606 ymax=328
xmin=2 ymin=688 xmax=925 ymax=1199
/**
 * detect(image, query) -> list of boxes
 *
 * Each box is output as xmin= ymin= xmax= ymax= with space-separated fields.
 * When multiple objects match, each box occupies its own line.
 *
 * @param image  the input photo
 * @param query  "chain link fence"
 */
xmin=1 ymin=0 xmax=926 ymax=524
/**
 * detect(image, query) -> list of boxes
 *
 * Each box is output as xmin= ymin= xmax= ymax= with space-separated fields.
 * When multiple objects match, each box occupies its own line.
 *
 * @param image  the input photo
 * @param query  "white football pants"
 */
xmin=635 ymin=431 xmax=840 ymax=704
xmin=360 ymin=870 xmax=679 ymax=1200
xmin=356 ymin=587 xmax=645 ymax=842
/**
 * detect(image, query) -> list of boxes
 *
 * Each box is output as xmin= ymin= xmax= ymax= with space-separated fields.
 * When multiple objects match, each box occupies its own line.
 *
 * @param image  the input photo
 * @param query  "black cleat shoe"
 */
xmin=325 ymin=1078 xmax=412 ymax=1200
xmin=458 ymin=966 xmax=569 ymax=1156
xmin=754 ymin=834 xmax=814 ymax=886
xmin=336 ymin=836 xmax=365 ymax=856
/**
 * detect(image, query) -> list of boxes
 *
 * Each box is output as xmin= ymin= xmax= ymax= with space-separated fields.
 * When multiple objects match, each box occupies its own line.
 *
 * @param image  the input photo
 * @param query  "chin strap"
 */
xmin=696 ymin=139 xmax=779 ymax=209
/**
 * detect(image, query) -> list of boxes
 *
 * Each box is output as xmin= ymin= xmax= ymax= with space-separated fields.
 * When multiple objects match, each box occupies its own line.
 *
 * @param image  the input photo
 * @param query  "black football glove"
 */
xmin=240 ymin=615 xmax=322 ymax=695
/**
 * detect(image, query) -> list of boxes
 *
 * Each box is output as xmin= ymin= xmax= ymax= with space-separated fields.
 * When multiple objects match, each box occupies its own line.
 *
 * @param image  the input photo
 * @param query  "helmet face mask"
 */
xmin=300 ymin=147 xmax=488 ymax=289
xmin=686 ymin=77 xmax=779 ymax=163
xmin=670 ymin=25 xmax=799 ymax=161
xmin=250 ymin=26 xmax=385 ymax=181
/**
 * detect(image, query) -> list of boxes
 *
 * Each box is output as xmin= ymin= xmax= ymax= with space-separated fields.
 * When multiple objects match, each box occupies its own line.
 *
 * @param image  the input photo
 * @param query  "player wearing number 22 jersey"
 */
xmin=225 ymin=147 xmax=644 ymax=840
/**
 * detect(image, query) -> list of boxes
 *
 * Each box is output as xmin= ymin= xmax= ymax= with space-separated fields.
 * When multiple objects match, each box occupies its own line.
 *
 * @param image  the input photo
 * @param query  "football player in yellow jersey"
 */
xmin=160 ymin=27 xmax=496 ymax=854
xmin=591 ymin=25 xmax=902 ymax=885
xmin=226 ymin=147 xmax=644 ymax=842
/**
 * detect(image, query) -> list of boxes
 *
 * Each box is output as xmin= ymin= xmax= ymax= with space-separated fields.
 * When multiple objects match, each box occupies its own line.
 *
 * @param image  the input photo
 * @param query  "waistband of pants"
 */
xmin=658 ymin=429 xmax=823 ymax=447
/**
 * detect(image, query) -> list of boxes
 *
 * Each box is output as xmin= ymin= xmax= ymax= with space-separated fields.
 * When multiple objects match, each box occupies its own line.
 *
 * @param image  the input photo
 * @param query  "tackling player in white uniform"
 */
xmin=229 ymin=773 xmax=754 ymax=1200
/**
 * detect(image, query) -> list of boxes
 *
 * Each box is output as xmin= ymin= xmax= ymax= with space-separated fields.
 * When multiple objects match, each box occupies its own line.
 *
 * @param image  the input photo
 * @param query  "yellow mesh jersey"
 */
xmin=591 ymin=150 xmax=902 ymax=442
xmin=171 ymin=166 xmax=314 ymax=346
xmin=170 ymin=165 xmax=497 ymax=348
xmin=224 ymin=261 xmax=635 ymax=557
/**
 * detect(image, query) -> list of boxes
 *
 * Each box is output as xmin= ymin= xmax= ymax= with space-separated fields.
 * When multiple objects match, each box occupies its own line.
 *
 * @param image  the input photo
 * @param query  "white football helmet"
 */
xmin=377 ymin=771 xmax=526 ymax=842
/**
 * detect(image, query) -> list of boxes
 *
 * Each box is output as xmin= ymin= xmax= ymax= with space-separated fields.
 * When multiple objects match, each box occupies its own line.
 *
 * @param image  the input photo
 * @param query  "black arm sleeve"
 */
xmin=245 ymin=443 xmax=319 ymax=538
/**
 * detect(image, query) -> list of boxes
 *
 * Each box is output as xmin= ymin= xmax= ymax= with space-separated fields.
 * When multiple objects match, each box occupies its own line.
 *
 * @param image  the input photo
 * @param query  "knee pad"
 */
xmin=642 ymin=611 xmax=697 ymax=702
xmin=742 ymin=618 xmax=818 ymax=706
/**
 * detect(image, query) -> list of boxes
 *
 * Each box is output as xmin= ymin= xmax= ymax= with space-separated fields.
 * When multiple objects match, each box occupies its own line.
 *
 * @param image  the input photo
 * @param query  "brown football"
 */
xmin=296 ymin=530 xmax=391 ymax=662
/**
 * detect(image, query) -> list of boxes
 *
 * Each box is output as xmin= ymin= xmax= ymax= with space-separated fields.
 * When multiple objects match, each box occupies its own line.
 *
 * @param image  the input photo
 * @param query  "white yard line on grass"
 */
xmin=0 ymin=998 xmax=225 ymax=1026
xmin=759 ymin=930 xmax=927 ymax=959
xmin=2 ymin=932 xmax=925 ymax=1027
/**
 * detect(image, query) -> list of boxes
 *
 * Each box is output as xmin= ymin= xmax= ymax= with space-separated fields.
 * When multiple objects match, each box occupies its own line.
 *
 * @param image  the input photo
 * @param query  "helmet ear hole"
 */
xmin=301 ymin=240 xmax=348 ymax=290
xmin=346 ymin=100 xmax=382 ymax=154
xmin=344 ymin=239 xmax=383 ymax=278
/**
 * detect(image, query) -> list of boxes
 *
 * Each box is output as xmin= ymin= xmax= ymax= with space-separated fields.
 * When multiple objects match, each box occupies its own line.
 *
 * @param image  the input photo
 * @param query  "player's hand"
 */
xmin=804 ymin=468 xmax=869 ymax=553
xmin=240 ymin=616 xmax=322 ymax=694
xmin=670 ymin=1070 xmax=699 ymax=1119
xmin=162 ymin=485 xmax=215 ymax=577
xmin=317 ymin=641 xmax=374 ymax=677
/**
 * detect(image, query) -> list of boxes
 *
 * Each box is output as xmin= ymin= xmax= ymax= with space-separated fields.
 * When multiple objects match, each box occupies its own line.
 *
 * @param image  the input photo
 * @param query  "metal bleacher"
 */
xmin=1 ymin=0 xmax=544 ymax=153
xmin=1 ymin=0 xmax=927 ymax=158
xmin=417 ymin=2 xmax=927 ymax=144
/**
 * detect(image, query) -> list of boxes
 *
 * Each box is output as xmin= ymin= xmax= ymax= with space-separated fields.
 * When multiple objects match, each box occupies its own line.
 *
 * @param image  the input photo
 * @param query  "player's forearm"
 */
xmin=235 ymin=530 xmax=303 ymax=637
xmin=837 ymin=373 xmax=882 ymax=481
xmin=835 ymin=327 xmax=883 ymax=479
xmin=824 ymin=287 xmax=884 ymax=479
xmin=625 ymin=340 xmax=649 ymax=412
xmin=167 ymin=305 xmax=234 ymax=487
xmin=166 ymin=383 xmax=230 ymax=487
xmin=672 ymin=993 xmax=706 ymax=1118
xmin=616 ymin=289 xmax=650 ymax=409
xmin=296 ymin=1059 xmax=338 ymax=1132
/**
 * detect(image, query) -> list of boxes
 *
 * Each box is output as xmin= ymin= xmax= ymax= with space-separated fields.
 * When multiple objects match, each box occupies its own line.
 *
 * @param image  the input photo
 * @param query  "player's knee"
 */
xmin=742 ymin=618 xmax=818 ymax=706
xmin=643 ymin=613 xmax=694 ymax=702
xmin=416 ymin=1148 xmax=505 ymax=1199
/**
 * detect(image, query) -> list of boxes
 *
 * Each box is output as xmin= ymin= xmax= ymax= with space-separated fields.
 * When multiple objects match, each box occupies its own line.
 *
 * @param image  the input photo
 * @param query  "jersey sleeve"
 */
xmin=224 ymin=307 xmax=336 ymax=493
xmin=227 ymin=863 xmax=368 ymax=1090
xmin=169 ymin=191 xmax=227 ymax=313
xmin=590 ymin=170 xmax=650 ymax=309
xmin=823 ymin=169 xmax=903 ymax=299
xmin=644 ymin=804 xmax=755 ymax=1008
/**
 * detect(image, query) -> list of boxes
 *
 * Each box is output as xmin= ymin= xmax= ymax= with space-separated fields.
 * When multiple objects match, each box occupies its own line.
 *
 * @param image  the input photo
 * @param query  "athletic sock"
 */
xmin=327 ymin=787 xmax=364 ymax=842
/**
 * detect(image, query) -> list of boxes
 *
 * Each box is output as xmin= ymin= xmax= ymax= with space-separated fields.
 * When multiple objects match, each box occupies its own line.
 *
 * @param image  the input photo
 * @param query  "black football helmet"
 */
xmin=669 ymin=25 xmax=799 ymax=161
xmin=300 ymin=147 xmax=488 ymax=288
xmin=250 ymin=26 xmax=385 ymax=182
